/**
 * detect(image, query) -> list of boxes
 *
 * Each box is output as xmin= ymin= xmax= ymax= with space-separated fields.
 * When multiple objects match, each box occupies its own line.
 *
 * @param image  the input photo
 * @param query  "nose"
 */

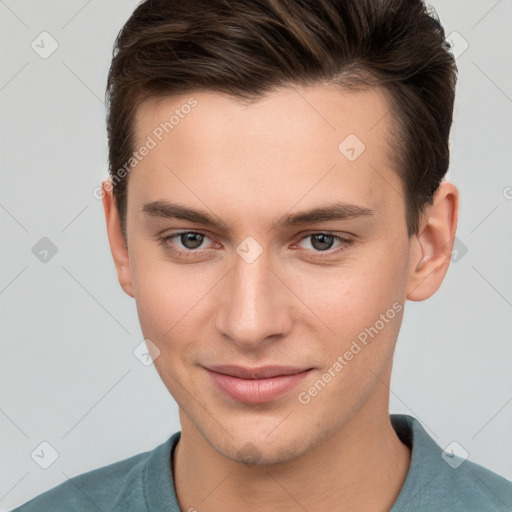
xmin=214 ymin=247 xmax=294 ymax=350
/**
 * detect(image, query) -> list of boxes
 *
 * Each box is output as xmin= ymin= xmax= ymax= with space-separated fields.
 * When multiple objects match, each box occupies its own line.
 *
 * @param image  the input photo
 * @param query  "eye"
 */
xmin=295 ymin=233 xmax=353 ymax=257
xmin=300 ymin=233 xmax=337 ymax=251
xmin=173 ymin=231 xmax=206 ymax=250
xmin=158 ymin=230 xmax=216 ymax=257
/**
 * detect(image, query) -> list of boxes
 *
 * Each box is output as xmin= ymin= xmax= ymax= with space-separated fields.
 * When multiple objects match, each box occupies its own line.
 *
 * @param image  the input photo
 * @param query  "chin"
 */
xmin=225 ymin=437 xmax=307 ymax=466
xmin=201 ymin=420 xmax=317 ymax=466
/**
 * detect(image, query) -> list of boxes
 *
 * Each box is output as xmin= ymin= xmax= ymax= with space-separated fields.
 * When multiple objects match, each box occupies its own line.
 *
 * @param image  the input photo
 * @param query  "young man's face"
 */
xmin=104 ymin=85 xmax=447 ymax=464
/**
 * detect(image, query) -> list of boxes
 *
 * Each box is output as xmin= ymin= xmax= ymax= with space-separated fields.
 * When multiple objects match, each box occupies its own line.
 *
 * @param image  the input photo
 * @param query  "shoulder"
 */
xmin=390 ymin=414 xmax=512 ymax=511
xmin=444 ymin=456 xmax=512 ymax=510
xmin=11 ymin=434 xmax=179 ymax=512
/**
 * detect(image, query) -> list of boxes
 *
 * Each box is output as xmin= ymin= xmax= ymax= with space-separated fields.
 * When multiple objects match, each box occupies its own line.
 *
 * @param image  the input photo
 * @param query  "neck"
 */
xmin=172 ymin=381 xmax=411 ymax=512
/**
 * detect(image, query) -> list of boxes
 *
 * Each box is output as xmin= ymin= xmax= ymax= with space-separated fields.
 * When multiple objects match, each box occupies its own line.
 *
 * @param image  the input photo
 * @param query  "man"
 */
xmin=13 ymin=0 xmax=512 ymax=510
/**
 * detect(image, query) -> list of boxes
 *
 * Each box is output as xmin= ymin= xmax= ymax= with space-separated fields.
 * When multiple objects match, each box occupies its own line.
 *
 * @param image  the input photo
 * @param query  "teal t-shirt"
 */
xmin=11 ymin=414 xmax=512 ymax=511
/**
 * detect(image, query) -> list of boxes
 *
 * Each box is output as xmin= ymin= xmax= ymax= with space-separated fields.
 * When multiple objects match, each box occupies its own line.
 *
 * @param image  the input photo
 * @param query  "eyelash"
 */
xmin=158 ymin=231 xmax=354 ymax=260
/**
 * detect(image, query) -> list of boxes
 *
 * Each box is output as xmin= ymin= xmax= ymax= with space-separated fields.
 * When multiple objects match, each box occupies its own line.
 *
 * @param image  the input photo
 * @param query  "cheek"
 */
xmin=292 ymin=255 xmax=406 ymax=340
xmin=129 ymin=249 xmax=212 ymax=348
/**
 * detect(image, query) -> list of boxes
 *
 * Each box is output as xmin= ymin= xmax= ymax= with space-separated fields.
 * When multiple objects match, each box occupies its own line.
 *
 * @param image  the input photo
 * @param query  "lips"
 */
xmin=204 ymin=365 xmax=313 ymax=404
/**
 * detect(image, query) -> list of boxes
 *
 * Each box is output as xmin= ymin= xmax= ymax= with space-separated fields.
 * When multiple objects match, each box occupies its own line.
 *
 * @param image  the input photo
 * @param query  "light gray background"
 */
xmin=1 ymin=0 xmax=511 ymax=509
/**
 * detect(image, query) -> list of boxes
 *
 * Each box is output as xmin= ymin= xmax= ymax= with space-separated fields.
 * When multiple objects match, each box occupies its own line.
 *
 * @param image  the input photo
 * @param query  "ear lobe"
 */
xmin=101 ymin=178 xmax=135 ymax=298
xmin=406 ymin=181 xmax=459 ymax=301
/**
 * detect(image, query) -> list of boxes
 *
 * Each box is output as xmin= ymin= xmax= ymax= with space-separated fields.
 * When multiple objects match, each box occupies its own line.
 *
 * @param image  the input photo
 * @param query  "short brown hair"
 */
xmin=105 ymin=0 xmax=457 ymax=240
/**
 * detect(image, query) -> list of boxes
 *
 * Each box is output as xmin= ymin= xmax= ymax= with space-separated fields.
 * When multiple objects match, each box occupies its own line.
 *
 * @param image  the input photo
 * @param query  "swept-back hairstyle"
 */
xmin=105 ymin=0 xmax=457 ymax=240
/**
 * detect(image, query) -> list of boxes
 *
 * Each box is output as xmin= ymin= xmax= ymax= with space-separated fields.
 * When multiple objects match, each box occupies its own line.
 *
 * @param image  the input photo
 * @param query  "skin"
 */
xmin=102 ymin=84 xmax=458 ymax=511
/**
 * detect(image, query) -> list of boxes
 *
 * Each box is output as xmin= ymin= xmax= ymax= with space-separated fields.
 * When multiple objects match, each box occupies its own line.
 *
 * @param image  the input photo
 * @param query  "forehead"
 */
xmin=129 ymin=84 xmax=403 ymax=228
xmin=134 ymin=84 xmax=393 ymax=154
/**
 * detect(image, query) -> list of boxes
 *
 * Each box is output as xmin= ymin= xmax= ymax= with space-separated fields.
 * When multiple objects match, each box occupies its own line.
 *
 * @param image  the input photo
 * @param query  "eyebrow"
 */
xmin=142 ymin=199 xmax=375 ymax=231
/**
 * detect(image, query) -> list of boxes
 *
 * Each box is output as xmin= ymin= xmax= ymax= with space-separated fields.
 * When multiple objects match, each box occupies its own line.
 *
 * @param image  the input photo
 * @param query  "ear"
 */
xmin=406 ymin=181 xmax=459 ymax=301
xmin=101 ymin=178 xmax=135 ymax=298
